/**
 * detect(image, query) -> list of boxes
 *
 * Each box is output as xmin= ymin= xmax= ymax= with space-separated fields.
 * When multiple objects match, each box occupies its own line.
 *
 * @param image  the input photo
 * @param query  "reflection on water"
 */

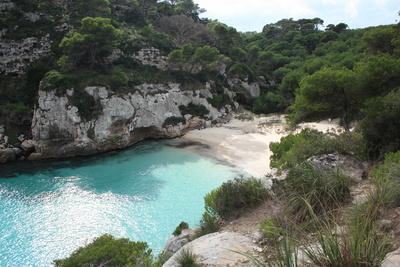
xmin=0 ymin=140 xmax=237 ymax=267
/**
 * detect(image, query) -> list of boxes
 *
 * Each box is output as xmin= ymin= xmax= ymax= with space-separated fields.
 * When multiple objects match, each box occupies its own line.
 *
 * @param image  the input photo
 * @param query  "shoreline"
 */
xmin=171 ymin=114 xmax=343 ymax=178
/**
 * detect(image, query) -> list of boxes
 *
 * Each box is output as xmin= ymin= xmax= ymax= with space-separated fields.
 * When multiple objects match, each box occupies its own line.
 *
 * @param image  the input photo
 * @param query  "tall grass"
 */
xmin=176 ymin=247 xmax=200 ymax=267
xmin=244 ymin=153 xmax=400 ymax=267
xmin=279 ymin=162 xmax=352 ymax=223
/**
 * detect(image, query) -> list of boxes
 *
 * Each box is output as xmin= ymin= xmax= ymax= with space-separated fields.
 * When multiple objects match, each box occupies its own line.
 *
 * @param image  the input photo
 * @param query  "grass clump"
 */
xmin=176 ymin=247 xmax=200 ymax=267
xmin=277 ymin=161 xmax=352 ymax=223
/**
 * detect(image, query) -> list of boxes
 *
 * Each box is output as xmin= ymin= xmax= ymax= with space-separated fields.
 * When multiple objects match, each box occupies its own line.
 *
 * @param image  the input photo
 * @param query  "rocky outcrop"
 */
xmin=162 ymin=232 xmax=261 ymax=267
xmin=308 ymin=153 xmax=368 ymax=182
xmin=0 ymin=35 xmax=52 ymax=75
xmin=162 ymin=228 xmax=200 ymax=255
xmin=31 ymin=83 xmax=237 ymax=159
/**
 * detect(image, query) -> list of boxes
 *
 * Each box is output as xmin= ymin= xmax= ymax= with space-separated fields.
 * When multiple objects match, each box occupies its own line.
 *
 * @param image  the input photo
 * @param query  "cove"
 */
xmin=0 ymin=140 xmax=237 ymax=267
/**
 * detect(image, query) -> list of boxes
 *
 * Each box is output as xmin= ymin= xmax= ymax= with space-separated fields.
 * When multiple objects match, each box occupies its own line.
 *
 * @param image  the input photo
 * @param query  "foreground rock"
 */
xmin=308 ymin=153 xmax=368 ymax=182
xmin=163 ymin=228 xmax=200 ymax=255
xmin=30 ymin=83 xmax=238 ymax=160
xmin=162 ymin=232 xmax=261 ymax=267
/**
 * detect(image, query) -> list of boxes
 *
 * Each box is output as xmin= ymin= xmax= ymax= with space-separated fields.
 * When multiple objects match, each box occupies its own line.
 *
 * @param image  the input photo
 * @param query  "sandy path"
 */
xmin=172 ymin=114 xmax=342 ymax=178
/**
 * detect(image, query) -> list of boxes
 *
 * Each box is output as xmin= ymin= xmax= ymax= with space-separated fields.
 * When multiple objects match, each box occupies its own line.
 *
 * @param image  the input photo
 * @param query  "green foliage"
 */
xmin=69 ymin=88 xmax=102 ymax=122
xmin=291 ymin=67 xmax=359 ymax=131
xmin=260 ymin=218 xmax=284 ymax=239
xmin=173 ymin=221 xmax=189 ymax=236
xmin=176 ymin=248 xmax=200 ymax=267
xmin=359 ymin=89 xmax=400 ymax=157
xmin=270 ymin=129 xmax=366 ymax=170
xmin=53 ymin=234 xmax=154 ymax=267
xmin=279 ymin=162 xmax=352 ymax=223
xmin=60 ymin=17 xmax=122 ymax=69
xmin=2 ymin=102 xmax=30 ymax=113
xmin=362 ymin=25 xmax=397 ymax=54
xmin=40 ymin=70 xmax=75 ymax=92
xmin=204 ymin=177 xmax=270 ymax=220
xmin=110 ymin=66 xmax=129 ymax=89
xmin=179 ymin=103 xmax=209 ymax=118
xmin=163 ymin=116 xmax=186 ymax=127
xmin=71 ymin=0 xmax=112 ymax=22
xmin=196 ymin=211 xmax=220 ymax=237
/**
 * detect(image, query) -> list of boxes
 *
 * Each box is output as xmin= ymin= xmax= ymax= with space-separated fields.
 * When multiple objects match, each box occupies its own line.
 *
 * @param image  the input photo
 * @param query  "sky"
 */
xmin=194 ymin=0 xmax=400 ymax=32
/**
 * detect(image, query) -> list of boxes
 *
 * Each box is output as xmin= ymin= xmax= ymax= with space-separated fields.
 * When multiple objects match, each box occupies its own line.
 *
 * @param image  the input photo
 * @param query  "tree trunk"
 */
xmin=342 ymin=109 xmax=350 ymax=132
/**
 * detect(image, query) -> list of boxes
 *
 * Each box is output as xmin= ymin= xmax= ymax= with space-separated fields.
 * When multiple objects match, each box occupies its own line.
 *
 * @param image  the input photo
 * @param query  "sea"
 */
xmin=0 ymin=140 xmax=238 ymax=267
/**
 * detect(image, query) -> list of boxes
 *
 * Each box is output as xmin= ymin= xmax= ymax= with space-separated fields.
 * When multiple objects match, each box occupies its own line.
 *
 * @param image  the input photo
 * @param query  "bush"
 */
xmin=163 ymin=116 xmax=186 ymax=127
xmin=53 ymin=234 xmax=154 ymax=267
xmin=179 ymin=103 xmax=209 ymax=118
xmin=279 ymin=162 xmax=352 ymax=223
xmin=204 ymin=177 xmax=270 ymax=220
xmin=196 ymin=212 xmax=220 ymax=237
xmin=359 ymin=89 xmax=400 ymax=158
xmin=68 ymin=88 xmax=102 ymax=122
xmin=173 ymin=221 xmax=189 ymax=236
xmin=270 ymin=128 xmax=366 ymax=170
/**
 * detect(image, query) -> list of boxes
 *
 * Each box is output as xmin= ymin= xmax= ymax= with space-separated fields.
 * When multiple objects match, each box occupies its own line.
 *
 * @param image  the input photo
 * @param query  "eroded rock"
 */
xmin=162 ymin=232 xmax=260 ymax=267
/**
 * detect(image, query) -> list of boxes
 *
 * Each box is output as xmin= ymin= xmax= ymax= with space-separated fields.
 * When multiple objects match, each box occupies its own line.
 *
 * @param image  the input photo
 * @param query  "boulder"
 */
xmin=162 ymin=228 xmax=199 ymax=255
xmin=0 ymin=148 xmax=19 ymax=163
xmin=20 ymin=140 xmax=36 ymax=154
xmin=308 ymin=153 xmax=368 ymax=182
xmin=27 ymin=153 xmax=42 ymax=161
xmin=382 ymin=248 xmax=400 ymax=267
xmin=162 ymin=232 xmax=261 ymax=267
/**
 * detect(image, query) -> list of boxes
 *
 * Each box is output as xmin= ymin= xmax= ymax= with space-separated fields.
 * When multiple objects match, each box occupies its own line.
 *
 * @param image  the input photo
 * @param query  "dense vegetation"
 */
xmin=2 ymin=0 xmax=400 ymax=265
xmin=2 ymin=0 xmax=400 ymax=157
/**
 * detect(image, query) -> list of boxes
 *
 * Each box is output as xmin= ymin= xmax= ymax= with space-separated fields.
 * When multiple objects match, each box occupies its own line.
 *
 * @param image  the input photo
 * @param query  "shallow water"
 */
xmin=0 ymin=140 xmax=237 ymax=267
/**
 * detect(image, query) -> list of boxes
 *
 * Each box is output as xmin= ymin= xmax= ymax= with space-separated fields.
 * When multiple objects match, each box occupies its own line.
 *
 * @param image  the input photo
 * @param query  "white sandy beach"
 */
xmin=175 ymin=114 xmax=342 ymax=178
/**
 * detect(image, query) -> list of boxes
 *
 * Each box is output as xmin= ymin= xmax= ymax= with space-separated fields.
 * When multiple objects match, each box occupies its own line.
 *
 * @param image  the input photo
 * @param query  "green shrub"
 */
xmin=359 ymin=89 xmax=400 ymax=158
xmin=176 ymin=248 xmax=200 ymax=267
xmin=110 ymin=66 xmax=129 ymax=90
xmin=68 ymin=89 xmax=102 ymax=122
xmin=179 ymin=103 xmax=209 ymax=118
xmin=173 ymin=221 xmax=189 ymax=236
xmin=196 ymin=212 xmax=220 ymax=237
xmin=163 ymin=116 xmax=186 ymax=127
xmin=40 ymin=70 xmax=75 ymax=92
xmin=270 ymin=128 xmax=366 ymax=170
xmin=207 ymin=93 xmax=231 ymax=109
xmin=204 ymin=177 xmax=270 ymax=220
xmin=53 ymin=234 xmax=154 ymax=267
xmin=280 ymin=162 xmax=352 ymax=223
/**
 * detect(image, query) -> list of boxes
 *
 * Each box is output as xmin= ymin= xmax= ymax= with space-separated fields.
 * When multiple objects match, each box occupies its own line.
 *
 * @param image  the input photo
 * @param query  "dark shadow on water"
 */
xmin=0 ymin=140 xmax=166 ymax=178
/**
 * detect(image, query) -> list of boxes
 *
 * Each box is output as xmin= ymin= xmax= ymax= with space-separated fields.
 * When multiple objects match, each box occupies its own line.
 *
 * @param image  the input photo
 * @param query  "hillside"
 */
xmin=1 ymin=0 xmax=399 ymax=162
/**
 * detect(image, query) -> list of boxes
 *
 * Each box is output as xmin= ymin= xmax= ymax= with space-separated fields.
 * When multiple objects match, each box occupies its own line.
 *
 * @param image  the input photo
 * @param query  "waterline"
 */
xmin=0 ymin=140 xmax=237 ymax=266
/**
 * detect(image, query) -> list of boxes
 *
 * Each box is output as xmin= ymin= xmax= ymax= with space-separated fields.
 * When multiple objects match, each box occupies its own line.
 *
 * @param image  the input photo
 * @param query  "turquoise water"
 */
xmin=0 ymin=140 xmax=237 ymax=267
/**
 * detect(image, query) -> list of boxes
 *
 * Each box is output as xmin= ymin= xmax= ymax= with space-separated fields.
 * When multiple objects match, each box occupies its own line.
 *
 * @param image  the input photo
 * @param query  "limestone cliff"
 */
xmin=30 ymin=83 xmax=238 ymax=159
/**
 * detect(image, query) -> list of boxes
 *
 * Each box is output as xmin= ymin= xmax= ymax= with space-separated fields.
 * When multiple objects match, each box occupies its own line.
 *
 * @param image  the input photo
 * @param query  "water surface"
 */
xmin=0 ymin=140 xmax=237 ymax=266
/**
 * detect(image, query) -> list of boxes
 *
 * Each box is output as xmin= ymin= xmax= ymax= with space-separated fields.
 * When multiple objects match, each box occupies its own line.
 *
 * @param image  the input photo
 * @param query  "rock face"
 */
xmin=162 ymin=232 xmax=260 ymax=267
xmin=308 ymin=153 xmax=368 ymax=182
xmin=162 ymin=228 xmax=200 ymax=255
xmin=0 ymin=35 xmax=52 ymax=75
xmin=31 ymin=83 xmax=237 ymax=159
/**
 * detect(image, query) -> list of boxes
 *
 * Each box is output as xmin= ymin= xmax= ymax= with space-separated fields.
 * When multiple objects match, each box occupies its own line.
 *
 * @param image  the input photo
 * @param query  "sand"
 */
xmin=172 ymin=114 xmax=343 ymax=178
